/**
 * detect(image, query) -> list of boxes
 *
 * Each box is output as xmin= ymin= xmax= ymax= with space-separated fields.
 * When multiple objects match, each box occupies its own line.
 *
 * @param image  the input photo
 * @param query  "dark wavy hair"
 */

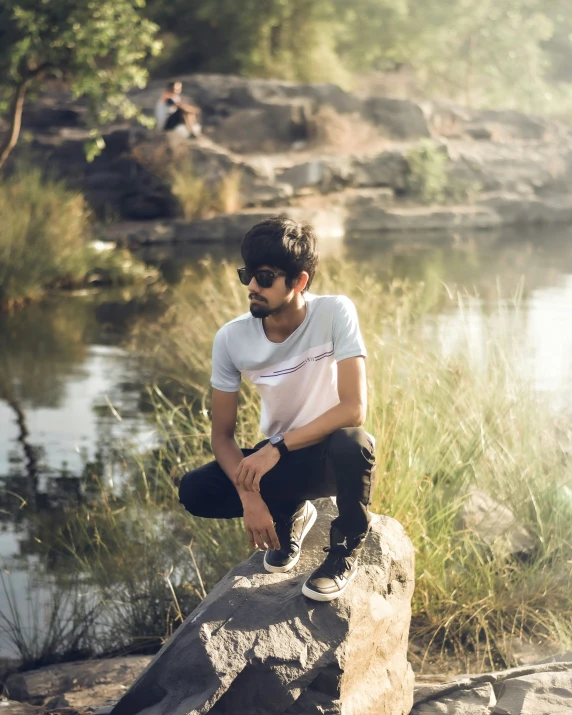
xmin=240 ymin=215 xmax=319 ymax=292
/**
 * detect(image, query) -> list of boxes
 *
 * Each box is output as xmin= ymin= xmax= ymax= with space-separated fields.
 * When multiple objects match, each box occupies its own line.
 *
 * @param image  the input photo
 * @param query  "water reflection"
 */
xmin=0 ymin=298 xmax=157 ymax=551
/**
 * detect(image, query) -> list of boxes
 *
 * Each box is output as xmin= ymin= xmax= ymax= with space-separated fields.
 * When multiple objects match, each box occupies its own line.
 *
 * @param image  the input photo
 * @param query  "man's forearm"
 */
xmin=283 ymin=400 xmax=365 ymax=452
xmin=211 ymin=435 xmax=265 ymax=507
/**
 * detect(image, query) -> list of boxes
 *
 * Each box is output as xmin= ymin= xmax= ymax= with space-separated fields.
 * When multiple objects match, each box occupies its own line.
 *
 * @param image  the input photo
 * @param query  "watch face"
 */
xmin=270 ymin=434 xmax=283 ymax=446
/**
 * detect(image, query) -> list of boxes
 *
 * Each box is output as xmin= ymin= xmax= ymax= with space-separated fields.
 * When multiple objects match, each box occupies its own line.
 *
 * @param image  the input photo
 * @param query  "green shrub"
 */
xmin=406 ymin=139 xmax=450 ymax=204
xmin=0 ymin=166 xmax=157 ymax=309
xmin=0 ymin=166 xmax=96 ymax=308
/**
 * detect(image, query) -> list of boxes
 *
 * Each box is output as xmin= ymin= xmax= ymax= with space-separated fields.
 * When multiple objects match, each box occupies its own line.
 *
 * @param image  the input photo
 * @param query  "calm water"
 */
xmin=1 ymin=226 xmax=572 ymax=658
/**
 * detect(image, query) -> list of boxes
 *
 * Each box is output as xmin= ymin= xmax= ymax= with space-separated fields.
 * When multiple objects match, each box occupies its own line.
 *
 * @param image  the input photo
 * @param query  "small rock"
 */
xmin=458 ymin=488 xmax=537 ymax=559
xmin=412 ymin=682 xmax=496 ymax=714
xmin=43 ymin=694 xmax=69 ymax=710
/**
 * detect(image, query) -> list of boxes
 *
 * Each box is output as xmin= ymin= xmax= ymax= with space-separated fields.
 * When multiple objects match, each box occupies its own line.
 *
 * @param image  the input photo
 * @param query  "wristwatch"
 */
xmin=269 ymin=433 xmax=289 ymax=457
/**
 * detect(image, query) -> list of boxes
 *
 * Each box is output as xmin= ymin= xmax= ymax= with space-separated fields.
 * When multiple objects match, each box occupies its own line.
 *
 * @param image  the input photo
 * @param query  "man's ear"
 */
xmin=293 ymin=272 xmax=309 ymax=293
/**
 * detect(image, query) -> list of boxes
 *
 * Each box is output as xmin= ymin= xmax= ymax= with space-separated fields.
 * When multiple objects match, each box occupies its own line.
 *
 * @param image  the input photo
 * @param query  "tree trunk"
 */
xmin=5 ymin=395 xmax=39 ymax=480
xmin=0 ymin=80 xmax=28 ymax=171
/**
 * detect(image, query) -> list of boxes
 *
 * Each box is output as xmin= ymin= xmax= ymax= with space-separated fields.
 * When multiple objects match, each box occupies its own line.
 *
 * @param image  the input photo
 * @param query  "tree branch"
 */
xmin=0 ymin=80 xmax=28 ymax=170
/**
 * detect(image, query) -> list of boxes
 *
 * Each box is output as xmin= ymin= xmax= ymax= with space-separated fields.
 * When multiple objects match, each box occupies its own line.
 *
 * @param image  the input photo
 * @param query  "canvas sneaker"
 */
xmin=264 ymin=501 xmax=317 ymax=573
xmin=302 ymin=526 xmax=367 ymax=602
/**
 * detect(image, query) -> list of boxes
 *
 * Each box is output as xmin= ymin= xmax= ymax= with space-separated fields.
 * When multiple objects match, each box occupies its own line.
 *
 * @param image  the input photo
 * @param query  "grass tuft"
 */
xmin=0 ymin=166 xmax=154 ymax=310
xmin=0 ymin=166 xmax=95 ymax=308
xmin=168 ymin=163 xmax=243 ymax=220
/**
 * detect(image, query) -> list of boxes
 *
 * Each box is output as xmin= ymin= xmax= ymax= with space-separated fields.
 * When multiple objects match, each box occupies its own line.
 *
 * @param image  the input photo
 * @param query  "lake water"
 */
xmin=1 ymin=226 xmax=572 ymax=658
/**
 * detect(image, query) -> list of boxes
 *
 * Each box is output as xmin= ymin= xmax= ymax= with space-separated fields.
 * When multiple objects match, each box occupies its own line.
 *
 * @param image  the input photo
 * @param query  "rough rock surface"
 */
xmin=345 ymin=203 xmax=501 ymax=233
xmin=8 ymin=74 xmax=572 ymax=232
xmin=411 ymin=653 xmax=572 ymax=714
xmin=129 ymin=74 xmax=423 ymax=147
xmin=351 ymin=150 xmax=409 ymax=191
xmin=107 ymin=498 xmax=415 ymax=715
xmin=362 ymin=97 xmax=431 ymax=139
xmin=173 ymin=207 xmax=345 ymax=244
xmin=426 ymin=102 xmax=560 ymax=142
xmin=2 ymin=657 xmax=152 ymax=713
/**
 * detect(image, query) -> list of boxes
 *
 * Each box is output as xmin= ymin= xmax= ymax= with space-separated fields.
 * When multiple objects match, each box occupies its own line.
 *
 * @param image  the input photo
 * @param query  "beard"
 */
xmin=250 ymin=303 xmax=272 ymax=318
xmin=249 ymin=295 xmax=289 ymax=319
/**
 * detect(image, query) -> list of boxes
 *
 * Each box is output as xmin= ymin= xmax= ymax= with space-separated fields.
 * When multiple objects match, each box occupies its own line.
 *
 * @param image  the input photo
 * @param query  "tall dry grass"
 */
xmin=2 ymin=259 xmax=570 ymax=671
xmin=141 ymin=259 xmax=572 ymax=670
xmin=0 ymin=165 xmax=153 ymax=310
xmin=168 ymin=164 xmax=243 ymax=220
xmin=0 ymin=166 xmax=94 ymax=308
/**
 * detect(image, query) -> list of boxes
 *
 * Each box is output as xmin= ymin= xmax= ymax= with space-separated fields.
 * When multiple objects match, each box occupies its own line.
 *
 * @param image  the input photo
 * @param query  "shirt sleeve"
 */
xmin=332 ymin=296 xmax=367 ymax=362
xmin=211 ymin=327 xmax=241 ymax=392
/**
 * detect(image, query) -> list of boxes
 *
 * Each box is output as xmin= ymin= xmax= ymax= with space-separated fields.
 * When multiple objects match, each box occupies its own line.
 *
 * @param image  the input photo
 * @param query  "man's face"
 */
xmin=173 ymin=82 xmax=182 ymax=94
xmin=247 ymin=265 xmax=294 ymax=319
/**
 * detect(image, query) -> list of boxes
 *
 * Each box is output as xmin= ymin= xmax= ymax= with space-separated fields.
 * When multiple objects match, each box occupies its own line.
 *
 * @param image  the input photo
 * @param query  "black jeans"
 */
xmin=178 ymin=427 xmax=376 ymax=538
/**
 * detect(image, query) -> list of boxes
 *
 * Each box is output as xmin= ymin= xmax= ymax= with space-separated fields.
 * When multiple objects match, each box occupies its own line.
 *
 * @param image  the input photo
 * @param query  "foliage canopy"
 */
xmin=148 ymin=0 xmax=572 ymax=110
xmin=0 ymin=0 xmax=161 ymax=166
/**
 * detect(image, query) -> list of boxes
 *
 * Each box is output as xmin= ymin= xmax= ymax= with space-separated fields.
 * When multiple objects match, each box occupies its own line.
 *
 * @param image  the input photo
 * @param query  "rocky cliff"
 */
xmin=5 ymin=74 xmax=572 ymax=241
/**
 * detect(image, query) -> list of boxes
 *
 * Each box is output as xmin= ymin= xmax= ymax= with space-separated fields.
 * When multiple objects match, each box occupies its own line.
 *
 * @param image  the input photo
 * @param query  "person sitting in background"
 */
xmin=155 ymin=80 xmax=201 ymax=136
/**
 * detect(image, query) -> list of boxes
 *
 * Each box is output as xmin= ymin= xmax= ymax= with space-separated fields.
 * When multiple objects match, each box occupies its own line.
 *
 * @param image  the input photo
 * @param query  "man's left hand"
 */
xmin=235 ymin=443 xmax=280 ymax=492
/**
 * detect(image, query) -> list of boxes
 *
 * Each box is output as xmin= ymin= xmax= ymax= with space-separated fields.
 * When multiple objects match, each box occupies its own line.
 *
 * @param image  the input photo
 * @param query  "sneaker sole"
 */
xmin=301 ymin=566 xmax=358 ymax=602
xmin=263 ymin=502 xmax=317 ymax=574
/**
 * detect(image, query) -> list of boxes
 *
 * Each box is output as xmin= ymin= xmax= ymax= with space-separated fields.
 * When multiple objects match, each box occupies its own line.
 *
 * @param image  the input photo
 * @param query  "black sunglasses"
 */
xmin=237 ymin=267 xmax=287 ymax=289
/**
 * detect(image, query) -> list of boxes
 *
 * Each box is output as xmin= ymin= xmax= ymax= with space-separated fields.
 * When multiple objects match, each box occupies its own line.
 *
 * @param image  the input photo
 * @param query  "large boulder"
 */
xmin=130 ymin=75 xmax=360 ymax=124
xmin=130 ymin=75 xmax=362 ymax=154
xmin=108 ymin=498 xmax=415 ymax=715
xmin=209 ymin=100 xmax=312 ymax=153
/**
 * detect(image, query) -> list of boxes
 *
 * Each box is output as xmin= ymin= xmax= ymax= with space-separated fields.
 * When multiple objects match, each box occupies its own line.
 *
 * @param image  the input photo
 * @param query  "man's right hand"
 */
xmin=210 ymin=390 xmax=280 ymax=551
xmin=242 ymin=495 xmax=280 ymax=550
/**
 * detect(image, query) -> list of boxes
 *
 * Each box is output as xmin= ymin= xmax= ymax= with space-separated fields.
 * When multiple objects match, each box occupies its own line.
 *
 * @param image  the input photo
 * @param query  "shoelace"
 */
xmin=317 ymin=545 xmax=353 ymax=577
xmin=275 ymin=518 xmax=299 ymax=554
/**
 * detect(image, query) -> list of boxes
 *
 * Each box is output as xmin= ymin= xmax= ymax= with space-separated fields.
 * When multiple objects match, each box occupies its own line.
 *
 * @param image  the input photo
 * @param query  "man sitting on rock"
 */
xmin=179 ymin=216 xmax=376 ymax=601
xmin=155 ymin=80 xmax=201 ymax=136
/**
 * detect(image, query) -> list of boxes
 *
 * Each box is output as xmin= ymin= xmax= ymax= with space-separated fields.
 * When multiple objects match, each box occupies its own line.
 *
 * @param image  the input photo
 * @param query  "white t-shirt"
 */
xmin=211 ymin=293 xmax=367 ymax=437
xmin=154 ymin=94 xmax=179 ymax=130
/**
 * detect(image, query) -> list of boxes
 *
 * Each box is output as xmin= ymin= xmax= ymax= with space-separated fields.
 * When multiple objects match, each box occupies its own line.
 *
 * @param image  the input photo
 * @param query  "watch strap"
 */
xmin=271 ymin=433 xmax=289 ymax=456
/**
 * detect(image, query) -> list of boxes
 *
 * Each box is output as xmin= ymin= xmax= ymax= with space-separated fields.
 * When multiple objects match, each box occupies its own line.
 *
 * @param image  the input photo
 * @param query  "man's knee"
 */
xmin=326 ymin=427 xmax=375 ymax=465
xmin=178 ymin=470 xmax=206 ymax=516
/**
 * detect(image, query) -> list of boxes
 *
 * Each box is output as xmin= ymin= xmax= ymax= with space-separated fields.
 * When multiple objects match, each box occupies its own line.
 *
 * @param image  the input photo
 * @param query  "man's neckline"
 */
xmin=259 ymin=295 xmax=310 ymax=345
